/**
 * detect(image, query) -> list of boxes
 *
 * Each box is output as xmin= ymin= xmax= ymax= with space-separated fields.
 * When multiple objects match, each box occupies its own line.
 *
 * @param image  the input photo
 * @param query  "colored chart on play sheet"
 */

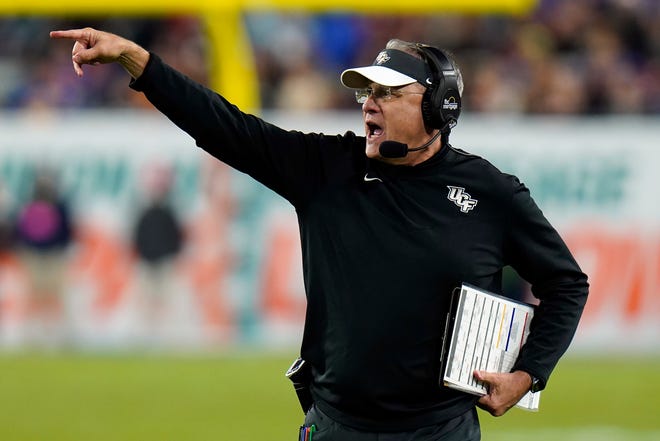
xmin=443 ymin=283 xmax=540 ymax=411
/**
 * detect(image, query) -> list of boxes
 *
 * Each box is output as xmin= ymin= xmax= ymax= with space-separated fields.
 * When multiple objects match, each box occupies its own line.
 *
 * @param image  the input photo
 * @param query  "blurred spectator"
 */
xmin=0 ymin=180 xmax=13 ymax=254
xmin=273 ymin=58 xmax=339 ymax=109
xmin=14 ymin=168 xmax=73 ymax=347
xmin=132 ymin=160 xmax=184 ymax=344
xmin=1 ymin=0 xmax=659 ymax=113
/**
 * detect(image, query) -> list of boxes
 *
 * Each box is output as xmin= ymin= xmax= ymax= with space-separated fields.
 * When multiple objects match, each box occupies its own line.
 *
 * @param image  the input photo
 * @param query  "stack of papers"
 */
xmin=441 ymin=283 xmax=541 ymax=411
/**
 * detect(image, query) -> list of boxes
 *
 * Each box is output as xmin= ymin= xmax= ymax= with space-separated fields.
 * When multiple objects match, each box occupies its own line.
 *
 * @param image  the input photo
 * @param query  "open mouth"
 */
xmin=366 ymin=122 xmax=384 ymax=140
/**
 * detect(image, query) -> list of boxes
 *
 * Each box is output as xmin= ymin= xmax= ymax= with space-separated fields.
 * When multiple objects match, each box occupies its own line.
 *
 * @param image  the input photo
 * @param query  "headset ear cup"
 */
xmin=421 ymin=78 xmax=445 ymax=129
xmin=418 ymin=46 xmax=461 ymax=130
xmin=421 ymin=87 xmax=436 ymax=127
xmin=431 ymin=79 xmax=446 ymax=129
xmin=440 ymin=88 xmax=461 ymax=130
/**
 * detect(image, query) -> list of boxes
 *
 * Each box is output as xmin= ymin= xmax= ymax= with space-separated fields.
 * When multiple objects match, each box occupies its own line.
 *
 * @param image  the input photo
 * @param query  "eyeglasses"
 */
xmin=354 ymin=86 xmax=425 ymax=104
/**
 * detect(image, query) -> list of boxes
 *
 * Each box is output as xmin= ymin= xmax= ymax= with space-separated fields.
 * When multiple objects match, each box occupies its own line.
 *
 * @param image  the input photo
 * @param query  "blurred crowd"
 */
xmin=0 ymin=163 xmax=187 ymax=348
xmin=1 ymin=0 xmax=659 ymax=113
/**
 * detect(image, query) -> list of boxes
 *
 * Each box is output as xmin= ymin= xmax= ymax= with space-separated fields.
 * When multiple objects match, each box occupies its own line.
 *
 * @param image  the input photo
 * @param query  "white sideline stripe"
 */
xmin=486 ymin=427 xmax=660 ymax=441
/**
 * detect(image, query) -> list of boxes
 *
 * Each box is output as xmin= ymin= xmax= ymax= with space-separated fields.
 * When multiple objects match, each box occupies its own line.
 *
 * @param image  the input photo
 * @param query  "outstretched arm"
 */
xmin=50 ymin=27 xmax=149 ymax=79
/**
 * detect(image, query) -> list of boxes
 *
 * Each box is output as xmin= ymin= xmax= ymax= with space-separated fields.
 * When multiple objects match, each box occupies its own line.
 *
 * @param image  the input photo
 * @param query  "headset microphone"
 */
xmin=378 ymin=129 xmax=442 ymax=158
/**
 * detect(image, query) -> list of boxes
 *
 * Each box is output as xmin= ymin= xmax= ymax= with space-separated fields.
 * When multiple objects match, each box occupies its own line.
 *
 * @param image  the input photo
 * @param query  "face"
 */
xmin=360 ymin=83 xmax=434 ymax=165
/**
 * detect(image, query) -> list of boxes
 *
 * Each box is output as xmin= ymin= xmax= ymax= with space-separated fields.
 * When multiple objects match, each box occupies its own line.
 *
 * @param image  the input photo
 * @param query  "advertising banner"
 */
xmin=0 ymin=112 xmax=657 ymax=353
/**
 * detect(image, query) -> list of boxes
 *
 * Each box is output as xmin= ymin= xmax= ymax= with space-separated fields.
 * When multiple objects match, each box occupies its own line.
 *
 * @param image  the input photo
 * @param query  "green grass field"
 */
xmin=0 ymin=352 xmax=658 ymax=441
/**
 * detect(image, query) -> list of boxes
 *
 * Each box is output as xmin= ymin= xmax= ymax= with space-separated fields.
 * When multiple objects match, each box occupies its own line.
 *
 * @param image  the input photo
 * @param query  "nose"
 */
xmin=361 ymin=94 xmax=379 ymax=112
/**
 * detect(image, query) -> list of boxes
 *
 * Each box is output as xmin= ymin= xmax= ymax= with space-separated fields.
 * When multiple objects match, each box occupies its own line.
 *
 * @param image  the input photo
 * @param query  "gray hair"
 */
xmin=385 ymin=38 xmax=464 ymax=97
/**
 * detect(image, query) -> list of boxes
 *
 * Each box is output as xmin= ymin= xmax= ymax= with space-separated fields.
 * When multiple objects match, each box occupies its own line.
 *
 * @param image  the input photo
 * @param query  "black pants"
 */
xmin=302 ymin=406 xmax=481 ymax=441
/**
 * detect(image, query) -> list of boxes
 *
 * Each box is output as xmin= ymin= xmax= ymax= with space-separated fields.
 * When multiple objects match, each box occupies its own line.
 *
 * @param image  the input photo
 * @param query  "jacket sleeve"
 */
xmin=129 ymin=53 xmax=356 ymax=206
xmin=503 ymin=176 xmax=589 ymax=390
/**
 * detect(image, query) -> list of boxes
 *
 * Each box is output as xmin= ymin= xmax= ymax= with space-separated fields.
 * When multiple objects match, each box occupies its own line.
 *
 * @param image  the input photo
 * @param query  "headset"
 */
xmin=417 ymin=45 xmax=462 ymax=132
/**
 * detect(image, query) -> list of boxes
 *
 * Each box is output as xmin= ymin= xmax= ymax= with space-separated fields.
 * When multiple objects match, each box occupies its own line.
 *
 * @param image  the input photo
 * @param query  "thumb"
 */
xmin=473 ymin=370 xmax=496 ymax=389
xmin=473 ymin=370 xmax=490 ymax=382
xmin=71 ymin=45 xmax=106 ymax=77
xmin=73 ymin=45 xmax=99 ymax=65
xmin=70 ymin=46 xmax=95 ymax=78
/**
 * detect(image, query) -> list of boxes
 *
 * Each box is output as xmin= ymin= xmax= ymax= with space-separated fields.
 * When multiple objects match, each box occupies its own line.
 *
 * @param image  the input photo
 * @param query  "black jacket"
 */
xmin=131 ymin=54 xmax=588 ymax=431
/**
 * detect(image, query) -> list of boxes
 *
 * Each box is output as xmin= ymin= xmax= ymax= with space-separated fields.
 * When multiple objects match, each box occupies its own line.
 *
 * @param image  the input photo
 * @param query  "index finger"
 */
xmin=49 ymin=29 xmax=86 ymax=40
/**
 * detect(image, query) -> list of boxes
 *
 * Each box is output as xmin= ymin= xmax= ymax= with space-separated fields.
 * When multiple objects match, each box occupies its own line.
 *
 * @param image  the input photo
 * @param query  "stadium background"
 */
xmin=0 ymin=0 xmax=659 ymax=440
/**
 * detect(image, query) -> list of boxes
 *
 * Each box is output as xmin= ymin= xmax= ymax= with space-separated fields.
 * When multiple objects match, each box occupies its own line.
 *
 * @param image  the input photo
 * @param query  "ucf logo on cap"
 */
xmin=375 ymin=51 xmax=391 ymax=65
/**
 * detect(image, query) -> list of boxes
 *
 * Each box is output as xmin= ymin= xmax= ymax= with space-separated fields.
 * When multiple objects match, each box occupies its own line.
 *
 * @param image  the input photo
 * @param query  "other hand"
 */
xmin=473 ymin=369 xmax=532 ymax=417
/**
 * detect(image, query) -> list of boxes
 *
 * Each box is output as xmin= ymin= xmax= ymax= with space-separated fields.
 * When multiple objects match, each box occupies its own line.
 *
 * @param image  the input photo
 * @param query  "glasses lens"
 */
xmin=355 ymin=88 xmax=370 ymax=104
xmin=354 ymin=87 xmax=396 ymax=103
xmin=376 ymin=87 xmax=392 ymax=100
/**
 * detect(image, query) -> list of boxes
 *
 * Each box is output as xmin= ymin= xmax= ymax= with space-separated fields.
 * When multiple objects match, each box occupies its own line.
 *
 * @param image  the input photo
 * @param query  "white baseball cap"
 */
xmin=341 ymin=49 xmax=432 ymax=88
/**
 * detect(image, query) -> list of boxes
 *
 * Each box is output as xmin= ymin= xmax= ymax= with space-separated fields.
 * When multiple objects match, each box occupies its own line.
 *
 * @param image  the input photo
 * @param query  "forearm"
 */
xmin=513 ymin=274 xmax=588 ymax=385
xmin=129 ymin=53 xmax=260 ymax=161
xmin=129 ymin=54 xmax=314 ymax=202
xmin=505 ymin=178 xmax=589 ymax=387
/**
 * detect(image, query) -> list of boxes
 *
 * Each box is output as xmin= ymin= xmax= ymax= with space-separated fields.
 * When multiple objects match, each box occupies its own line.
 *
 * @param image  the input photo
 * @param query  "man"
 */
xmin=50 ymin=28 xmax=588 ymax=440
